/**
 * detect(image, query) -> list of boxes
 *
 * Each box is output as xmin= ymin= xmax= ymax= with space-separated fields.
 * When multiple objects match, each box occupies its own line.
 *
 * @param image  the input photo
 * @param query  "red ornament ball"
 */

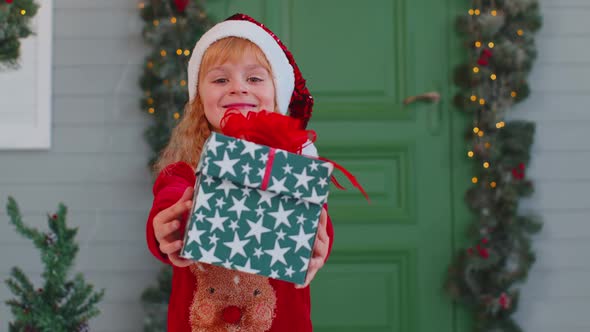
xmin=6 ymin=0 xmax=14 ymax=3
xmin=173 ymin=0 xmax=189 ymax=13
xmin=222 ymin=305 xmax=242 ymax=324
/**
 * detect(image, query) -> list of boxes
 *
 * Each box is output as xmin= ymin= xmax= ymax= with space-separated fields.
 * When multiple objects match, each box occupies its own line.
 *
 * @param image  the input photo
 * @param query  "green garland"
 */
xmin=4 ymin=197 xmax=104 ymax=332
xmin=0 ymin=0 xmax=39 ymax=69
xmin=138 ymin=0 xmax=213 ymax=167
xmin=446 ymin=1 xmax=543 ymax=331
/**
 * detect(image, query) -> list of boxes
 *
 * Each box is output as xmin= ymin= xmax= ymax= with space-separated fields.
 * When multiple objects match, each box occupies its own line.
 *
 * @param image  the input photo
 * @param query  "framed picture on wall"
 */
xmin=0 ymin=0 xmax=53 ymax=149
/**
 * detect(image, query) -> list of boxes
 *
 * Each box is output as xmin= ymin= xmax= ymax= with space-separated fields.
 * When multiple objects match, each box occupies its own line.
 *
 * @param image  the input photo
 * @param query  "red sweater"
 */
xmin=146 ymin=161 xmax=334 ymax=332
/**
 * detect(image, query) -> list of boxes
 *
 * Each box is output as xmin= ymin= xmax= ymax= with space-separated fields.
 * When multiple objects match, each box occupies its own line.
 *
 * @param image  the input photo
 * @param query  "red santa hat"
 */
xmin=187 ymin=13 xmax=314 ymax=129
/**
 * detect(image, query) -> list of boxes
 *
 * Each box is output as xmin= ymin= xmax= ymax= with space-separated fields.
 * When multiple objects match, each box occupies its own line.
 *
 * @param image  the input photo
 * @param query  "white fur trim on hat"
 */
xmin=187 ymin=20 xmax=295 ymax=115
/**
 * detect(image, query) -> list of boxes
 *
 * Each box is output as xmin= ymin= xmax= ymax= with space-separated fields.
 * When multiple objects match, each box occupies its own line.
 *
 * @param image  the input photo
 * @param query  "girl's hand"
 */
xmin=153 ymin=186 xmax=194 ymax=268
xmin=295 ymin=207 xmax=329 ymax=289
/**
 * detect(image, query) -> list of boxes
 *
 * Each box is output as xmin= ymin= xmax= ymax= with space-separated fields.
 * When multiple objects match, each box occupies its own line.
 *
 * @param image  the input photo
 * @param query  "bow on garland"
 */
xmin=446 ymin=1 xmax=543 ymax=331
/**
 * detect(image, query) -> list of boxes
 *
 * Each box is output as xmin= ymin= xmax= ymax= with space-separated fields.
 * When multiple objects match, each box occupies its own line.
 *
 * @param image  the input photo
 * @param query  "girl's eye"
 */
xmin=213 ymin=78 xmax=228 ymax=84
xmin=248 ymin=77 xmax=263 ymax=82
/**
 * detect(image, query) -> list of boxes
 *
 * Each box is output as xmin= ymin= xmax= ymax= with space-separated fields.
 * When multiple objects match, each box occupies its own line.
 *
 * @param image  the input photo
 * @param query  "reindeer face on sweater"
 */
xmin=189 ymin=263 xmax=277 ymax=332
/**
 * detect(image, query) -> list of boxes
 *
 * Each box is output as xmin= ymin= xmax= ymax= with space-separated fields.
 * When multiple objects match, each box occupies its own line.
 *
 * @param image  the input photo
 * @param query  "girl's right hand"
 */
xmin=153 ymin=186 xmax=194 ymax=267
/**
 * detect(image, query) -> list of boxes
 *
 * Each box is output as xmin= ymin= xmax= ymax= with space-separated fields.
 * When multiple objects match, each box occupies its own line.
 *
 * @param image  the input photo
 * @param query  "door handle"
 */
xmin=403 ymin=90 xmax=443 ymax=136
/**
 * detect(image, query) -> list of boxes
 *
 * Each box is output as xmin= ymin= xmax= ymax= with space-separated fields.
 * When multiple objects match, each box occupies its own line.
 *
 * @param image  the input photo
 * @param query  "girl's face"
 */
xmin=198 ymin=50 xmax=275 ymax=132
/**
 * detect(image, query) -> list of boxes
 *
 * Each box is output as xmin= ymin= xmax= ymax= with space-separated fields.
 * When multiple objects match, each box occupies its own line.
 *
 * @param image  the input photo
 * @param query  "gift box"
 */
xmin=180 ymin=132 xmax=333 ymax=284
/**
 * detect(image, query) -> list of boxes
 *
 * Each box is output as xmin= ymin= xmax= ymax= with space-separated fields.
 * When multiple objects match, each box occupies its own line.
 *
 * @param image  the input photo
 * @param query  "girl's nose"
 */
xmin=229 ymin=80 xmax=247 ymax=95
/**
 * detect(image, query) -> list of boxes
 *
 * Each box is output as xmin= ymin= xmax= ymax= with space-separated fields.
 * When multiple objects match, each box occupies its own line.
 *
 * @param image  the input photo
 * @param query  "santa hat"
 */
xmin=187 ymin=13 xmax=314 ymax=129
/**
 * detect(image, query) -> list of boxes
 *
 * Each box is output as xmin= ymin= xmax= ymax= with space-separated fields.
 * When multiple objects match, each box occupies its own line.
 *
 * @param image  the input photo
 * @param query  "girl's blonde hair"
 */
xmin=153 ymin=37 xmax=274 ymax=175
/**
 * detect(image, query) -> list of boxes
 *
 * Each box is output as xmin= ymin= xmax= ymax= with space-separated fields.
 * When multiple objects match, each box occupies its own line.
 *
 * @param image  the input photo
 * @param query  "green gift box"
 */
xmin=180 ymin=132 xmax=333 ymax=284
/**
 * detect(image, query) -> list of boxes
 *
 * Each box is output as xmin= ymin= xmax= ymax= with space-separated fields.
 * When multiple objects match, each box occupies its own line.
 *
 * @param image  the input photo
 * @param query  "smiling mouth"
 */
xmin=223 ymin=103 xmax=257 ymax=109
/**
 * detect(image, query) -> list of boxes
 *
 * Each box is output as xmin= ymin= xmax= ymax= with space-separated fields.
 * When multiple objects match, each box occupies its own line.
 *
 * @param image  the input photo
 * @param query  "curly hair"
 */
xmin=153 ymin=37 xmax=273 ymax=174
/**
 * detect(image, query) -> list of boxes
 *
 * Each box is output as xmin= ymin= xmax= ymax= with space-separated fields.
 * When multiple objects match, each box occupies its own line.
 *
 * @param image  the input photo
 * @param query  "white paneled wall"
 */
xmin=511 ymin=1 xmax=590 ymax=331
xmin=0 ymin=1 xmax=160 ymax=331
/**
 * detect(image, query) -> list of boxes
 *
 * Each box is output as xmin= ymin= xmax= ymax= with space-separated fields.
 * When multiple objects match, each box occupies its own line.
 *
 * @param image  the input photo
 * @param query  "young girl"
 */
xmin=145 ymin=14 xmax=334 ymax=332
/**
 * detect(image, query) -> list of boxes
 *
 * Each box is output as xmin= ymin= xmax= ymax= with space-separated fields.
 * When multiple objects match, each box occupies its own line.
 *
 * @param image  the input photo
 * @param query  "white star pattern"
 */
xmin=228 ymin=195 xmax=250 ymax=219
xmin=215 ymin=197 xmax=226 ymax=209
xmin=268 ymin=202 xmax=294 ymax=229
xmin=296 ymin=214 xmax=306 ymax=225
xmin=199 ymin=245 xmax=221 ymax=264
xmin=222 ymin=259 xmax=233 ymax=269
xmin=269 ymin=270 xmax=280 ymax=279
xmin=255 ymin=206 xmax=265 ymax=217
xmin=253 ymin=247 xmax=264 ymax=258
xmin=317 ymin=177 xmax=328 ymax=188
xmin=241 ymin=163 xmax=252 ymax=175
xmin=257 ymin=167 xmax=266 ymax=178
xmin=245 ymin=217 xmax=271 ymax=244
xmin=276 ymin=228 xmax=287 ymax=241
xmin=241 ymin=140 xmax=262 ymax=159
xmin=241 ymin=186 xmax=252 ymax=197
xmin=282 ymin=163 xmax=293 ymax=174
xmin=293 ymin=168 xmax=315 ymax=191
xmin=259 ymin=152 xmax=269 ymax=163
xmin=299 ymin=256 xmax=309 ymax=272
xmin=293 ymin=190 xmax=303 ymax=199
xmin=206 ymin=134 xmax=223 ymax=156
xmin=284 ymin=266 xmax=295 ymax=277
xmin=217 ymin=178 xmax=238 ymax=197
xmin=268 ymin=176 xmax=288 ymax=194
xmin=306 ymin=188 xmax=328 ymax=205
xmin=206 ymin=210 xmax=228 ymax=232
xmin=208 ymin=233 xmax=219 ymax=245
xmin=309 ymin=161 xmax=319 ymax=172
xmin=203 ymin=175 xmax=215 ymax=186
xmin=235 ymin=259 xmax=260 ymax=274
xmin=295 ymin=198 xmax=310 ymax=210
xmin=288 ymin=225 xmax=315 ymax=252
xmin=197 ymin=186 xmax=214 ymax=211
xmin=194 ymin=210 xmax=206 ymax=222
xmin=187 ymin=223 xmax=206 ymax=245
xmin=265 ymin=241 xmax=290 ymax=267
xmin=243 ymin=176 xmax=260 ymax=188
xmin=223 ymin=233 xmax=250 ymax=259
xmin=182 ymin=250 xmax=193 ymax=259
xmin=227 ymin=140 xmax=238 ymax=152
xmin=213 ymin=152 xmax=239 ymax=177
xmin=257 ymin=189 xmax=277 ymax=207
xmin=229 ymin=220 xmax=239 ymax=231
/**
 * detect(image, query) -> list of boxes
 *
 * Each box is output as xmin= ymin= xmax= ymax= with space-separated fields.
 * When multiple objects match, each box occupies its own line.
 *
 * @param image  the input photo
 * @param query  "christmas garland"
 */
xmin=138 ymin=0 xmax=213 ymax=167
xmin=446 ymin=1 xmax=543 ymax=331
xmin=0 ymin=0 xmax=39 ymax=68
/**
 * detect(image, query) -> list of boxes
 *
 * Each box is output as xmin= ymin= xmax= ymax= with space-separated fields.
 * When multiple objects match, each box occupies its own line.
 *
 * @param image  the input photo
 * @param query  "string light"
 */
xmin=485 ymin=142 xmax=491 ymax=149
xmin=478 ymin=131 xmax=484 ymax=137
xmin=475 ymin=41 xmax=482 ymax=48
xmin=470 ymin=95 xmax=477 ymax=101
xmin=171 ymin=17 xmax=177 ymax=24
xmin=173 ymin=112 xmax=180 ymax=120
xmin=511 ymin=91 xmax=517 ymax=98
xmin=20 ymin=9 xmax=26 ymax=15
xmin=147 ymin=97 xmax=154 ymax=105
xmin=474 ymin=9 xmax=481 ymax=15
xmin=469 ymin=9 xmax=475 ymax=15
xmin=180 ymin=80 xmax=186 ymax=86
xmin=147 ymin=61 xmax=154 ymax=69
xmin=473 ymin=127 xmax=480 ymax=133
xmin=488 ymin=42 xmax=495 ymax=48
xmin=468 ymin=151 xmax=474 ymax=158
xmin=184 ymin=49 xmax=190 ymax=56
xmin=490 ymin=181 xmax=497 ymax=188
xmin=176 ymin=49 xmax=183 ymax=55
xmin=138 ymin=2 xmax=145 ymax=9
xmin=496 ymin=121 xmax=505 ymax=128
xmin=472 ymin=177 xmax=478 ymax=184
xmin=491 ymin=10 xmax=497 ymax=16
xmin=479 ymin=98 xmax=486 ymax=105
xmin=160 ymin=50 xmax=167 ymax=57
xmin=483 ymin=162 xmax=490 ymax=168
xmin=148 ymin=108 xmax=155 ymax=114
xmin=153 ymin=19 xmax=159 ymax=27
xmin=490 ymin=74 xmax=497 ymax=80
xmin=473 ymin=67 xmax=480 ymax=73
xmin=517 ymin=29 xmax=524 ymax=36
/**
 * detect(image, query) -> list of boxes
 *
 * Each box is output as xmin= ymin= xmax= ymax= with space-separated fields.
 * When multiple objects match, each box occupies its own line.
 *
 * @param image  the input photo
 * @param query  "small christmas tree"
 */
xmin=0 ymin=0 xmax=39 ymax=69
xmin=4 ymin=197 xmax=105 ymax=332
xmin=140 ymin=266 xmax=172 ymax=332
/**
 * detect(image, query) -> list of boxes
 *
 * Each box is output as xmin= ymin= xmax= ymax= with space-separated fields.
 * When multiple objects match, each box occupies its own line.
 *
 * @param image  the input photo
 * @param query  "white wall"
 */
xmin=512 ymin=1 xmax=590 ymax=331
xmin=0 ymin=1 xmax=160 ymax=331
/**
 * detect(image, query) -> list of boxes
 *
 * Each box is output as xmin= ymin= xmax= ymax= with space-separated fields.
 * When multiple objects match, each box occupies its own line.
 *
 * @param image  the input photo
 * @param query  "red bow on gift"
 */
xmin=220 ymin=109 xmax=370 ymax=202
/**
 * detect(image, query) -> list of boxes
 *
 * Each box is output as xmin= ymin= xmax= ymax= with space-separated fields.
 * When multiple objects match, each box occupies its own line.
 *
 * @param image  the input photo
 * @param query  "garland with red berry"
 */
xmin=0 ymin=0 xmax=39 ymax=69
xmin=445 ymin=1 xmax=543 ymax=331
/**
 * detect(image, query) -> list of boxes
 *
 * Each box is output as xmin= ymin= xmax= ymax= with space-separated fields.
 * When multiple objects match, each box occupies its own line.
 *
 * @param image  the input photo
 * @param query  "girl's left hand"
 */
xmin=295 ymin=207 xmax=329 ymax=289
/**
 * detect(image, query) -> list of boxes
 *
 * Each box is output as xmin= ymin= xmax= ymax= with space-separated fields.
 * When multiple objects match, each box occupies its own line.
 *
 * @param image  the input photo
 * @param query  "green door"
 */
xmin=207 ymin=1 xmax=456 ymax=331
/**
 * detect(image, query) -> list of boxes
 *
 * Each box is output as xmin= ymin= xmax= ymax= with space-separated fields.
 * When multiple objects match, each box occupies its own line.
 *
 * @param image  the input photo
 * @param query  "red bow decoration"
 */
xmin=220 ymin=109 xmax=369 ymax=202
xmin=477 ymin=48 xmax=494 ymax=66
xmin=173 ymin=0 xmax=189 ymax=13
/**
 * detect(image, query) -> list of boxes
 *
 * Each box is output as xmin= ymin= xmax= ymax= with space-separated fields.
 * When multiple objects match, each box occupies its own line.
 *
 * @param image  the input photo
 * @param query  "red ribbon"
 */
xmin=220 ymin=109 xmax=369 ymax=202
xmin=261 ymin=148 xmax=276 ymax=190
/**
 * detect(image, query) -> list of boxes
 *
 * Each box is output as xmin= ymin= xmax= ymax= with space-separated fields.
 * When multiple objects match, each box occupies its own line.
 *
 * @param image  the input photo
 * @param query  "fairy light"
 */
xmin=160 ymin=50 xmax=167 ymax=57
xmin=147 ymin=97 xmax=154 ymax=105
xmin=517 ymin=29 xmax=524 ymax=36
xmin=180 ymin=80 xmax=187 ymax=86
xmin=490 ymin=74 xmax=497 ymax=80
xmin=511 ymin=91 xmax=517 ymax=98
xmin=475 ymin=41 xmax=482 ymax=48
xmin=176 ymin=49 xmax=183 ymax=55
xmin=491 ymin=10 xmax=497 ymax=16
xmin=138 ymin=2 xmax=145 ymax=9
xmin=472 ymin=177 xmax=478 ymax=184
xmin=488 ymin=42 xmax=495 ymax=48
xmin=171 ymin=17 xmax=177 ymax=24
xmin=470 ymin=95 xmax=477 ymax=101
xmin=478 ymin=131 xmax=484 ymax=137
xmin=173 ymin=112 xmax=180 ymax=120
xmin=483 ymin=162 xmax=490 ymax=168
xmin=148 ymin=108 xmax=155 ymax=114
xmin=469 ymin=9 xmax=475 ymax=15
xmin=184 ymin=49 xmax=190 ymax=56
xmin=20 ymin=9 xmax=26 ymax=15
xmin=153 ymin=19 xmax=159 ymax=27
xmin=468 ymin=151 xmax=474 ymax=158
xmin=473 ymin=67 xmax=480 ymax=73
xmin=474 ymin=9 xmax=481 ymax=15
xmin=473 ymin=127 xmax=480 ymax=134
xmin=490 ymin=181 xmax=497 ymax=188
xmin=479 ymin=98 xmax=486 ymax=105
xmin=147 ymin=61 xmax=154 ymax=69
xmin=485 ymin=142 xmax=491 ymax=149
xmin=496 ymin=121 xmax=505 ymax=128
